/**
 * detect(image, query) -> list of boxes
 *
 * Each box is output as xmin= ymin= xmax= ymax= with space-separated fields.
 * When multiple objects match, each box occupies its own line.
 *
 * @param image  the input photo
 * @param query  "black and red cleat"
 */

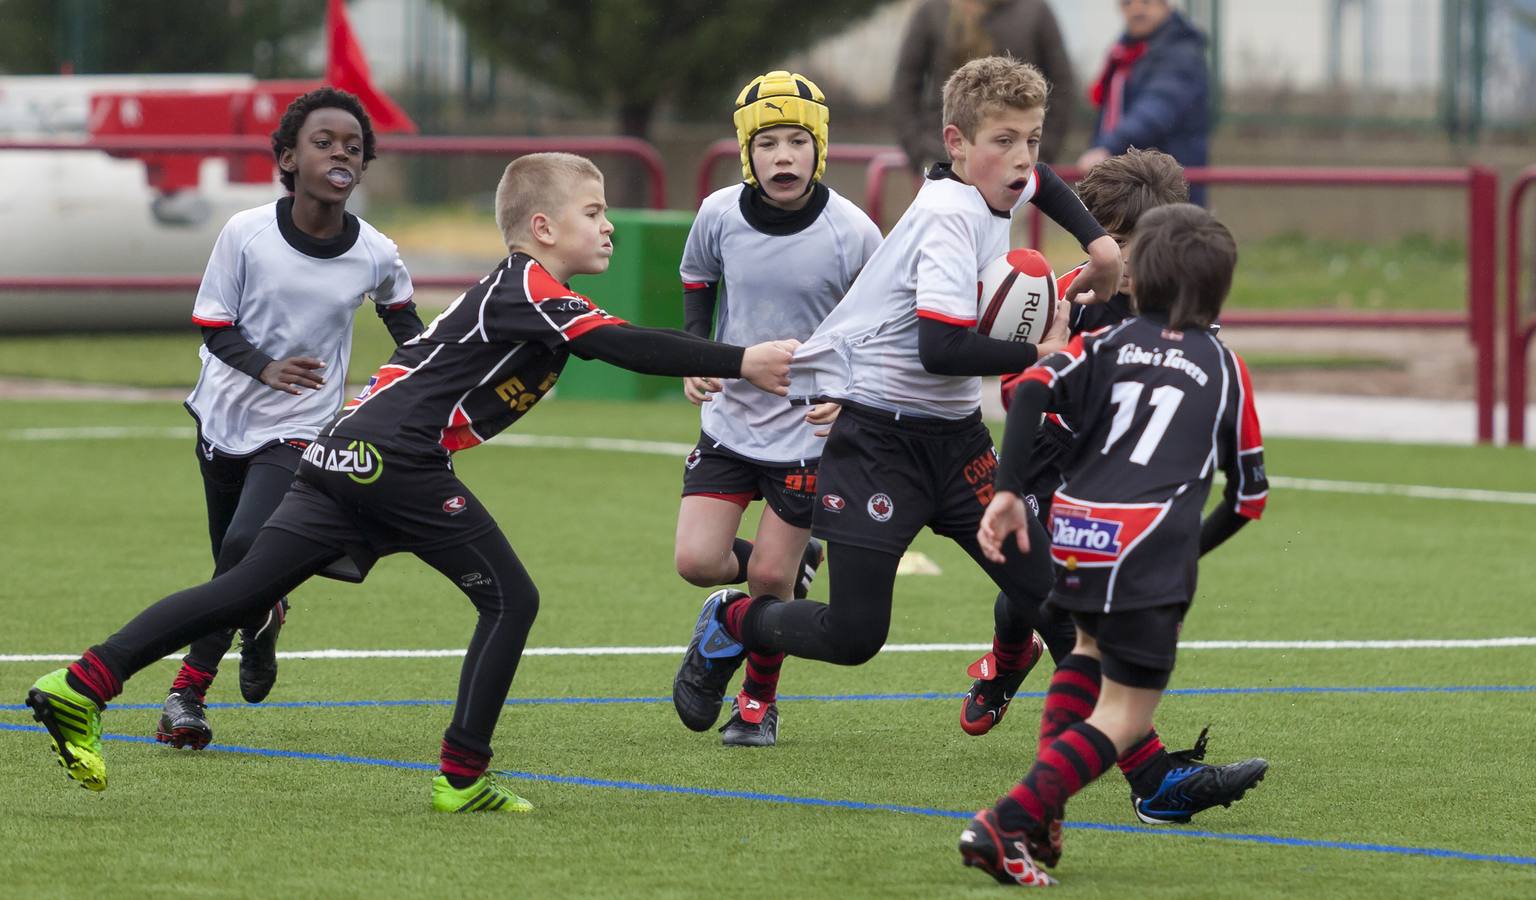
xmin=960 ymin=632 xmax=1046 ymax=736
xmin=155 ymin=687 xmax=212 ymax=750
xmin=958 ymin=808 xmax=1058 ymax=887
xmin=238 ymin=599 xmax=287 ymax=703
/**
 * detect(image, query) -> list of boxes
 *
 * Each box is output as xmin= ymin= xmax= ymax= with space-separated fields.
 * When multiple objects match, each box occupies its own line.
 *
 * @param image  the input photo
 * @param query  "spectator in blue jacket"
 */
xmin=1078 ymin=0 xmax=1211 ymax=205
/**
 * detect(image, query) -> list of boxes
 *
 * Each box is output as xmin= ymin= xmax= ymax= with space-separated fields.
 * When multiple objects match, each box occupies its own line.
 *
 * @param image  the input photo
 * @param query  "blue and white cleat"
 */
xmin=672 ymin=589 xmax=748 ymax=732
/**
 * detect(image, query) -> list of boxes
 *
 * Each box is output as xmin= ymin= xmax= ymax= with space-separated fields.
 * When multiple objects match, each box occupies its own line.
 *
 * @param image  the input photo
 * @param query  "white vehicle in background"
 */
xmin=0 ymin=75 xmax=306 ymax=331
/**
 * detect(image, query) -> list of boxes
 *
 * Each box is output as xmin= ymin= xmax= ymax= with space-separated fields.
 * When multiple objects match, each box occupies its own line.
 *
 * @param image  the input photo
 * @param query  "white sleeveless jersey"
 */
xmin=185 ymin=201 xmax=414 ymax=455
xmin=680 ymin=185 xmax=881 ymax=463
xmin=790 ymin=168 xmax=1039 ymax=420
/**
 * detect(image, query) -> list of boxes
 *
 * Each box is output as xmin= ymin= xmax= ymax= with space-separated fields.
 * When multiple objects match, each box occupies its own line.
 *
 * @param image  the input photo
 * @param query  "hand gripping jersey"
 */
xmin=186 ymin=199 xmax=414 ymax=455
xmin=326 ymin=254 xmax=623 ymax=456
xmin=789 ymin=165 xmax=1040 ymax=420
xmin=1017 ymin=315 xmax=1268 ymax=612
xmin=681 ymin=184 xmax=881 ymax=462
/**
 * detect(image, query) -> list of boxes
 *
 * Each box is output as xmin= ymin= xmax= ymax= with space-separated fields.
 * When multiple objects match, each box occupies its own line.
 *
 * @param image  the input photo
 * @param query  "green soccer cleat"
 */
xmin=25 ymin=668 xmax=108 ymax=792
xmin=431 ymin=774 xmax=534 ymax=814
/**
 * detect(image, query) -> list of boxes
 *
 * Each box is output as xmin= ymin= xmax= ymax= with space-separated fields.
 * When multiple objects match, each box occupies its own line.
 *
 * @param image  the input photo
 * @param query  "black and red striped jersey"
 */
xmin=1017 ymin=314 xmax=1267 ymax=610
xmin=999 ymin=262 xmax=1134 ymax=413
xmin=326 ymin=253 xmax=624 ymax=456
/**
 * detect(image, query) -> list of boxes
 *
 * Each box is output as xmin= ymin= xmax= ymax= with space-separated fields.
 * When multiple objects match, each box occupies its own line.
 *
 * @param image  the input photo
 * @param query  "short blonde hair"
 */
xmin=941 ymin=55 xmax=1049 ymax=141
xmin=494 ymin=152 xmax=604 ymax=248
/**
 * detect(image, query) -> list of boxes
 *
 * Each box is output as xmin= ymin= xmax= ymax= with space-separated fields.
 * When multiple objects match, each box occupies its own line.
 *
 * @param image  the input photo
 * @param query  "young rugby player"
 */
xmin=960 ymin=203 xmax=1268 ymax=887
xmin=158 ymin=87 xmax=423 ymax=750
xmin=967 ymin=149 xmax=1268 ymax=826
xmin=674 ymin=71 xmax=881 ymax=747
xmin=671 ymin=57 xmax=1122 ymax=735
xmin=24 ymin=153 xmax=797 ymax=813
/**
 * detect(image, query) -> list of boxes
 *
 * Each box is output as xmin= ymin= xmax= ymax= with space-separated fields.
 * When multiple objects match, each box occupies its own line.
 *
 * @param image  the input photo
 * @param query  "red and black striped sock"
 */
xmin=440 ymin=738 xmax=491 ymax=790
xmin=1036 ymin=653 xmax=1101 ymax=757
xmin=998 ymin=721 xmax=1119 ymax=833
xmin=1117 ymin=729 xmax=1173 ymax=797
xmin=990 ymin=633 xmax=1034 ymax=672
xmin=170 ymin=661 xmax=216 ymax=698
xmin=740 ymin=651 xmax=783 ymax=703
xmin=65 ymin=649 xmax=121 ymax=706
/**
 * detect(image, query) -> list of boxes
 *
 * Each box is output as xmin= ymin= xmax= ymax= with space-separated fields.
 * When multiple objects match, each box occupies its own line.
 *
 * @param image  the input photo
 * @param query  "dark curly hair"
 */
xmin=271 ymin=87 xmax=377 ymax=192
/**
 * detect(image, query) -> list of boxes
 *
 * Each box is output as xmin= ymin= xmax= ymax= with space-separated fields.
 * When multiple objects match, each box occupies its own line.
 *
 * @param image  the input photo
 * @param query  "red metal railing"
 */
xmin=1504 ymin=165 xmax=1536 ymax=444
xmin=867 ymin=157 xmax=1501 ymax=443
xmin=0 ymin=135 xmax=668 ymax=210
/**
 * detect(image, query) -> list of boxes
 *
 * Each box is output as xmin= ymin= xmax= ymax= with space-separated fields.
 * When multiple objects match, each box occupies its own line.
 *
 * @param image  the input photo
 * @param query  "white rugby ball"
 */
xmin=976 ymin=248 xmax=1058 ymax=345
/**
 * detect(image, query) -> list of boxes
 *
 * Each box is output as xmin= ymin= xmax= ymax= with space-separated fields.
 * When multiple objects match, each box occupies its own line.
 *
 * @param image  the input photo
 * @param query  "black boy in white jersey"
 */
xmin=157 ymin=88 xmax=423 ymax=751
xmin=24 ymin=153 xmax=797 ymax=814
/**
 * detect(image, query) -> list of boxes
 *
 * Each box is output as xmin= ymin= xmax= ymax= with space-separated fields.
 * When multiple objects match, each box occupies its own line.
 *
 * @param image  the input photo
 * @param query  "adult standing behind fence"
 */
xmin=1078 ymin=0 xmax=1211 ymax=205
xmin=892 ymin=0 xmax=1076 ymax=171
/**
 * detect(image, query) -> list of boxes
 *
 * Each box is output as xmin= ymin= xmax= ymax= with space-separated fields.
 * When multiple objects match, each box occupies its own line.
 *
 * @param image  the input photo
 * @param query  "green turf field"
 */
xmin=2 ymin=396 xmax=1533 ymax=898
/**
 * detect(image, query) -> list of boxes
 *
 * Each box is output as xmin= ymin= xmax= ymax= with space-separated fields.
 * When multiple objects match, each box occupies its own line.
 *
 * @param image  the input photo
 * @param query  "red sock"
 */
xmin=1001 ymin=721 xmax=1118 ymax=832
xmin=171 ymin=661 xmax=216 ymax=698
xmin=991 ymin=633 xmax=1035 ymax=671
xmin=1117 ymin=729 xmax=1164 ymax=774
xmin=740 ymin=651 xmax=783 ymax=703
xmin=66 ymin=649 xmax=121 ymax=706
xmin=1117 ymin=729 xmax=1173 ymax=797
xmin=1036 ymin=654 xmax=1101 ymax=757
xmin=723 ymin=595 xmax=755 ymax=642
xmin=440 ymin=738 xmax=490 ymax=787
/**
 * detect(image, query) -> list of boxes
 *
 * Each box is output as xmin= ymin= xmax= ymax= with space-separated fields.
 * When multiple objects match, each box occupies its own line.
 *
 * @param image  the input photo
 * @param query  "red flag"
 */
xmin=326 ymin=0 xmax=418 ymax=133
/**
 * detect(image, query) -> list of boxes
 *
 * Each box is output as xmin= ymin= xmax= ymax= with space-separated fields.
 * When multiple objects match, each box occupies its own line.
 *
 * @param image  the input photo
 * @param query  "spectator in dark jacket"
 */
xmin=892 ymin=0 xmax=1076 ymax=170
xmin=1079 ymin=0 xmax=1211 ymax=204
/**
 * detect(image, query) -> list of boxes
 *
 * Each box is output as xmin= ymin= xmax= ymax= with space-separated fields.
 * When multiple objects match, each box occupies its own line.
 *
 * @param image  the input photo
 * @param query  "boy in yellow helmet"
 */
xmin=671 ymin=71 xmax=881 ymax=747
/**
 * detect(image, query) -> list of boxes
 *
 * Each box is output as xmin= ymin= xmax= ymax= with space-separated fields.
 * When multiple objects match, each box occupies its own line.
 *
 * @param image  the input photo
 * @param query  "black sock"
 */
xmin=445 ymin=773 xmax=479 ymax=789
xmin=730 ymin=538 xmax=753 ymax=584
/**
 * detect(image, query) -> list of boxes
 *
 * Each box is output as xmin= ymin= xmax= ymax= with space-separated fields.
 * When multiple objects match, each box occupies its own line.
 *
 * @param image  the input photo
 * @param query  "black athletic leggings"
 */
xmin=90 ymin=525 xmax=539 ymax=758
xmin=745 ymin=511 xmax=1073 ymax=664
xmin=184 ymin=443 xmax=300 ymax=674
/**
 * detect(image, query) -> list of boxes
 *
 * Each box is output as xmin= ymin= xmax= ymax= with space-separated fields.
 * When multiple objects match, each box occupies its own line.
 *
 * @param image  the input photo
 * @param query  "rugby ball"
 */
xmin=976 ymin=248 xmax=1058 ymax=345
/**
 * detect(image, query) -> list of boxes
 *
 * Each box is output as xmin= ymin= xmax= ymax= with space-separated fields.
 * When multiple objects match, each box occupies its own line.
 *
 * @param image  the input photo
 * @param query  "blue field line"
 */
xmin=3 ymin=683 xmax=1533 ymax=714
xmin=1 ymin=720 xmax=1531 ymax=869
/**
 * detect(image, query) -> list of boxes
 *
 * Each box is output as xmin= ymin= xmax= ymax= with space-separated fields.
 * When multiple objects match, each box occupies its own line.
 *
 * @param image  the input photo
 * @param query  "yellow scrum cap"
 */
xmin=733 ymin=71 xmax=829 ymax=187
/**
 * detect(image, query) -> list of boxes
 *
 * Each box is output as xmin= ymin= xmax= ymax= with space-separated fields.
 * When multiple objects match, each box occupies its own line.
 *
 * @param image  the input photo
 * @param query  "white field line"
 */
xmin=4 ymin=424 xmax=1534 ymax=506
xmin=2 ymin=637 xmax=1535 ymax=664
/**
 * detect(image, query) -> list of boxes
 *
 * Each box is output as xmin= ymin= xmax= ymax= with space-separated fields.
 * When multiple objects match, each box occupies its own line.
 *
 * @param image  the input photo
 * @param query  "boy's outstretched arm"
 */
xmin=569 ymin=323 xmax=795 ymax=395
xmin=1028 ymin=165 xmax=1122 ymax=304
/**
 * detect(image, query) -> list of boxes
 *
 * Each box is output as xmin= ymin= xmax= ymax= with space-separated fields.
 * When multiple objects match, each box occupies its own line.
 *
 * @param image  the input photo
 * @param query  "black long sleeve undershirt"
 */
xmin=917 ymin=317 xmax=1041 ymax=376
xmin=377 ymin=301 xmax=425 ymax=346
xmin=201 ymin=326 xmax=274 ymax=381
xmin=683 ymin=283 xmax=718 ymax=339
xmin=1031 ymin=164 xmax=1108 ymax=249
xmin=568 ymin=322 xmax=744 ymax=377
xmin=1199 ymin=503 xmax=1250 ymax=556
xmin=203 ymin=302 xmax=424 ymax=384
